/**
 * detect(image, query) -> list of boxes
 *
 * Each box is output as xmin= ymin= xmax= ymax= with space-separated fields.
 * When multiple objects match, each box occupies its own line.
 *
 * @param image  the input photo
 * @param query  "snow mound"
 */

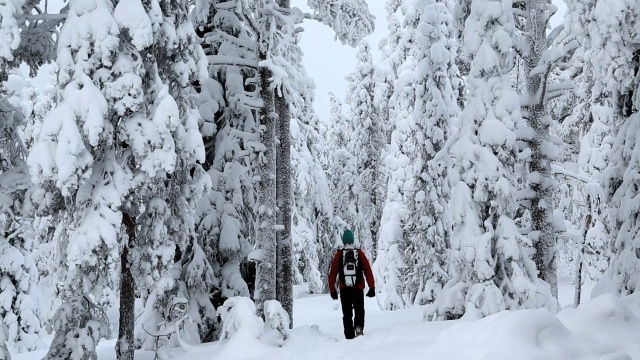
xmin=171 ymin=292 xmax=640 ymax=360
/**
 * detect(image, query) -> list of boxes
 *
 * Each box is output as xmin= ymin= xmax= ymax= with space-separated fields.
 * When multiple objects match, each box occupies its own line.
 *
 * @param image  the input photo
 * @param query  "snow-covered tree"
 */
xmin=326 ymin=92 xmax=357 ymax=232
xmin=27 ymin=0 xmax=211 ymax=358
xmin=375 ymin=0 xmax=423 ymax=311
xmin=593 ymin=0 xmax=640 ymax=295
xmin=0 ymin=165 xmax=44 ymax=354
xmin=193 ymin=0 xmax=259 ymax=316
xmin=345 ymin=40 xmax=386 ymax=261
xmin=400 ymin=0 xmax=460 ymax=306
xmin=425 ymin=0 xmax=554 ymax=320
xmin=513 ymin=0 xmax=579 ymax=298
xmin=0 ymin=76 xmax=44 ymax=355
xmin=0 ymin=2 xmax=57 ymax=356
xmin=127 ymin=0 xmax=213 ymax=354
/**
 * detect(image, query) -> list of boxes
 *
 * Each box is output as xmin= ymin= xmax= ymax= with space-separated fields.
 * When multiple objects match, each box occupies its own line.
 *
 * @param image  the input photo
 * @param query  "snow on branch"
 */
xmin=551 ymin=164 xmax=602 ymax=191
xmin=207 ymin=55 xmax=259 ymax=69
xmin=305 ymin=0 xmax=375 ymax=47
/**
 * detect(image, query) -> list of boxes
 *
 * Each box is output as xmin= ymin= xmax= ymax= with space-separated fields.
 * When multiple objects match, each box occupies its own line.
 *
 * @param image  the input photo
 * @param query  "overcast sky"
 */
xmin=293 ymin=0 xmax=388 ymax=123
xmin=295 ymin=0 xmax=567 ymax=123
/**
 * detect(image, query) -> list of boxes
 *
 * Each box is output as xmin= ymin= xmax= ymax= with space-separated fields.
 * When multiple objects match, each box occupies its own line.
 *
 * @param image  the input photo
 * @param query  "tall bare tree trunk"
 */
xmin=524 ymin=0 xmax=559 ymax=299
xmin=275 ymin=91 xmax=293 ymax=324
xmin=255 ymin=62 xmax=278 ymax=315
xmin=274 ymin=0 xmax=294 ymax=328
xmin=116 ymin=212 xmax=135 ymax=360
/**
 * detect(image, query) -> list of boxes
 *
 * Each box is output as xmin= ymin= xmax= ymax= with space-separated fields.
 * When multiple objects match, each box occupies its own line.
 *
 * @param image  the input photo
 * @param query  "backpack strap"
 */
xmin=355 ymin=249 xmax=363 ymax=286
xmin=337 ymin=250 xmax=345 ymax=286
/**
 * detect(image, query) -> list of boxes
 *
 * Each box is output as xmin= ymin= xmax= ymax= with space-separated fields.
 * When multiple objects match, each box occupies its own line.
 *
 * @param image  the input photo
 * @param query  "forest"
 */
xmin=0 ymin=0 xmax=639 ymax=359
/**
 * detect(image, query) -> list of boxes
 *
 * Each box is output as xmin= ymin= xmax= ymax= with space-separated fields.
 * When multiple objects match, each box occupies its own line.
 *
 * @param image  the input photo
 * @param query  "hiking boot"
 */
xmin=354 ymin=326 xmax=363 ymax=337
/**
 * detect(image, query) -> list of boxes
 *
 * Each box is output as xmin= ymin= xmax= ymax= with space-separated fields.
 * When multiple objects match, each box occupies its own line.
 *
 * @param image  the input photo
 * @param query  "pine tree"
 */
xmin=593 ymin=0 xmax=640 ymax=296
xmin=345 ymin=41 xmax=385 ymax=261
xmin=126 ymin=0 xmax=212 ymax=355
xmin=28 ymin=0 xmax=122 ymax=357
xmin=513 ymin=0 xmax=578 ymax=299
xmin=27 ymin=0 xmax=211 ymax=358
xmin=193 ymin=0 xmax=258 ymax=314
xmin=0 ymin=85 xmax=44 ymax=354
xmin=326 ymin=92 xmax=357 ymax=231
xmin=401 ymin=0 xmax=460 ymax=306
xmin=375 ymin=0 xmax=425 ymax=310
xmin=426 ymin=0 xmax=554 ymax=320
xmin=0 ymin=2 xmax=57 ymax=357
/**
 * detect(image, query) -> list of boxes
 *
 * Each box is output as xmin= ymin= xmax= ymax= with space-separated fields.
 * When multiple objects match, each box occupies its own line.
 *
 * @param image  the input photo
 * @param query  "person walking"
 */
xmin=328 ymin=229 xmax=375 ymax=339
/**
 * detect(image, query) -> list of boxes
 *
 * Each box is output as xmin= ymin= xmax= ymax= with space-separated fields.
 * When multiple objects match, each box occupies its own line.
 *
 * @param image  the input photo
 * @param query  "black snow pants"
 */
xmin=339 ymin=287 xmax=365 ymax=339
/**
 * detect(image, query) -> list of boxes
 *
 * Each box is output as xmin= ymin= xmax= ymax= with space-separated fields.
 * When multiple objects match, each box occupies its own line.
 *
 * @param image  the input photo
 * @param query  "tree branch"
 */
xmin=207 ymin=55 xmax=259 ymax=69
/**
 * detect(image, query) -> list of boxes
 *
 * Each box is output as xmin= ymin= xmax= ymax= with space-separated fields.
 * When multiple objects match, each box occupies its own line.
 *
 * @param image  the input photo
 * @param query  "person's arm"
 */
xmin=328 ymin=252 xmax=341 ymax=293
xmin=359 ymin=250 xmax=375 ymax=289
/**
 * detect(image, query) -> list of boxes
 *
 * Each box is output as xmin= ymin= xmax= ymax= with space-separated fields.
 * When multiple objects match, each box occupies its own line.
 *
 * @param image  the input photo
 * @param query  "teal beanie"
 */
xmin=342 ymin=229 xmax=354 ymax=245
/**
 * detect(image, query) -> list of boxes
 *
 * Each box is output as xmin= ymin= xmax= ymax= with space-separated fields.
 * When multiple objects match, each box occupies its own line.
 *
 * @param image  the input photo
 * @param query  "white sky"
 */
xmin=296 ymin=0 xmax=568 ymax=123
xmin=294 ymin=0 xmax=388 ymax=123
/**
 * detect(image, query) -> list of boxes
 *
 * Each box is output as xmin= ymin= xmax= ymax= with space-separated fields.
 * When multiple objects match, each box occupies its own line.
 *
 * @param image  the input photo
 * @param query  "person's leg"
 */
xmin=353 ymin=288 xmax=365 ymax=335
xmin=340 ymin=288 xmax=355 ymax=339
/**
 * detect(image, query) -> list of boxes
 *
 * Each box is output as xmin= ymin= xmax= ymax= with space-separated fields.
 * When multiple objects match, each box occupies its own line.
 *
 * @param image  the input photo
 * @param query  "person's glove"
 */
xmin=330 ymin=291 xmax=338 ymax=300
xmin=366 ymin=288 xmax=375 ymax=298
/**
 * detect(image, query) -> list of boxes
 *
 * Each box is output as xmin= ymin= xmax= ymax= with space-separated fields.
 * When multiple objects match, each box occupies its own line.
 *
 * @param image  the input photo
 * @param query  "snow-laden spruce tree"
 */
xmin=0 ymin=164 xmax=44 ymax=355
xmin=326 ymin=92 xmax=357 ymax=232
xmin=513 ymin=0 xmax=579 ymax=298
xmin=546 ymin=0 xmax=611 ymax=305
xmin=193 ymin=0 xmax=259 ymax=315
xmin=0 ymin=77 xmax=44 ymax=355
xmin=400 ymin=0 xmax=460 ymax=306
xmin=0 ymin=3 xmax=52 ymax=357
xmin=290 ymin=88 xmax=332 ymax=295
xmin=375 ymin=9 xmax=402 ymax=144
xmin=28 ymin=0 xmax=211 ymax=358
xmin=375 ymin=0 xmax=424 ymax=310
xmin=593 ymin=0 xmax=640 ymax=296
xmin=27 ymin=1 xmax=121 ymax=357
xmin=127 ymin=0 xmax=213 ymax=353
xmin=425 ymin=0 xmax=554 ymax=320
xmin=345 ymin=40 xmax=386 ymax=261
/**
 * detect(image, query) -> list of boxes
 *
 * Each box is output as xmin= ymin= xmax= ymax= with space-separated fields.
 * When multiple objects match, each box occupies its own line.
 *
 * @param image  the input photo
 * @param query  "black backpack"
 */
xmin=338 ymin=247 xmax=362 ymax=287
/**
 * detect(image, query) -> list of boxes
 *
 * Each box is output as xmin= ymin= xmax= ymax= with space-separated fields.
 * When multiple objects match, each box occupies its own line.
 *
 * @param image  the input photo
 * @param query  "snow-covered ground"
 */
xmin=14 ymin=279 xmax=640 ymax=360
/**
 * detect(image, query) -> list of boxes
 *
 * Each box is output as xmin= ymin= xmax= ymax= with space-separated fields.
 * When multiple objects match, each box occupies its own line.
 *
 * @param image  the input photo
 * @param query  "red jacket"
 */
xmin=329 ymin=248 xmax=375 ymax=292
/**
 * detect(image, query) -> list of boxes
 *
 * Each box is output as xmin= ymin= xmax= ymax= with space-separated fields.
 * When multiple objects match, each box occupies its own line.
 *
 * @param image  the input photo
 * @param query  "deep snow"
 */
xmin=13 ymin=278 xmax=640 ymax=360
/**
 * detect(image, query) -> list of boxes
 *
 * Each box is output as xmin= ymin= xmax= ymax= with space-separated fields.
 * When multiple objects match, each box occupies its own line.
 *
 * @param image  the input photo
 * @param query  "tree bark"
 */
xmin=275 ymin=90 xmax=293 ymax=325
xmin=524 ymin=0 xmax=558 ymax=298
xmin=255 ymin=63 xmax=278 ymax=315
xmin=574 ymin=214 xmax=591 ymax=307
xmin=116 ymin=212 xmax=135 ymax=360
xmin=274 ymin=0 xmax=293 ymax=327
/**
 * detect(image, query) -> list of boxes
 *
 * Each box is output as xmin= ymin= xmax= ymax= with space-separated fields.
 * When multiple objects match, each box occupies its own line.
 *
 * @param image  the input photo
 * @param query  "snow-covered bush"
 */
xmin=43 ymin=296 xmax=111 ymax=360
xmin=262 ymin=300 xmax=291 ymax=346
xmin=218 ymin=297 xmax=264 ymax=341
xmin=216 ymin=296 xmax=290 ymax=348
